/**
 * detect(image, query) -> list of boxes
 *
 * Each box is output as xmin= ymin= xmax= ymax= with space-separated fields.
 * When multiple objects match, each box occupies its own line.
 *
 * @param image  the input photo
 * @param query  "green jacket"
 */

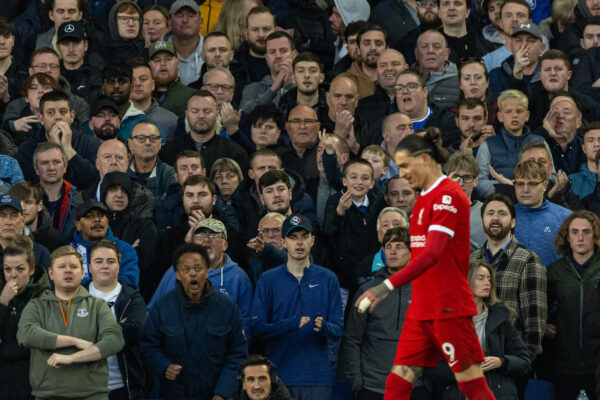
xmin=158 ymin=79 xmax=196 ymax=118
xmin=548 ymin=252 xmax=600 ymax=375
xmin=17 ymin=286 xmax=124 ymax=400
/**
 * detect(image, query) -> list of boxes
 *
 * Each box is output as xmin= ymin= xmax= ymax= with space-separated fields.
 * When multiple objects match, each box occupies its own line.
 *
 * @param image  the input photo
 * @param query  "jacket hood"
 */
xmin=108 ymin=0 xmax=143 ymax=40
xmin=334 ymin=0 xmax=370 ymax=26
xmin=100 ymin=171 xmax=134 ymax=203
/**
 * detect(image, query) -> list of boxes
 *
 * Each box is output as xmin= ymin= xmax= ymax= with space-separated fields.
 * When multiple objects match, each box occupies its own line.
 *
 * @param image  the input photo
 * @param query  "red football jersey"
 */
xmin=405 ymin=176 xmax=477 ymax=320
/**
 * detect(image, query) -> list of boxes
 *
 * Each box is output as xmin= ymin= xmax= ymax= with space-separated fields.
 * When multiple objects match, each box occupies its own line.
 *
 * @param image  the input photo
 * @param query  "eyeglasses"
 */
xmin=131 ymin=134 xmax=161 ymax=143
xmin=449 ymin=174 xmax=475 ymax=183
xmin=194 ymin=232 xmax=224 ymax=239
xmin=32 ymin=63 xmax=60 ymax=71
xmin=286 ymin=119 xmax=319 ymax=126
xmin=260 ymin=227 xmax=282 ymax=235
xmin=394 ymin=83 xmax=420 ymax=94
xmin=203 ymin=83 xmax=234 ymax=92
xmin=417 ymin=0 xmax=437 ymax=7
xmin=179 ymin=265 xmax=205 ymax=274
xmin=514 ymin=180 xmax=543 ymax=189
xmin=117 ymin=15 xmax=140 ymax=24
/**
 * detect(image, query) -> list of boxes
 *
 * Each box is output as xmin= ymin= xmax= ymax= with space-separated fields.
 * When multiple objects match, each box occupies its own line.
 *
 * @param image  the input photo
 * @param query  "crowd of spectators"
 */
xmin=1 ymin=0 xmax=600 ymax=399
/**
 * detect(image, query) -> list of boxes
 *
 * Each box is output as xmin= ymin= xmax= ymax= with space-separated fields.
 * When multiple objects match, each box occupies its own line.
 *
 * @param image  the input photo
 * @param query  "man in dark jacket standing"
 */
xmin=343 ymin=227 xmax=412 ymax=400
xmin=141 ymin=243 xmax=247 ymax=400
xmin=87 ymin=240 xmax=146 ymax=400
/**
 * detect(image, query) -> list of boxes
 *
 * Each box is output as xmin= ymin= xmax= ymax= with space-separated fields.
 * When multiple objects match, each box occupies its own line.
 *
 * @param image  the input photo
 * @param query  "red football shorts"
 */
xmin=393 ymin=316 xmax=485 ymax=372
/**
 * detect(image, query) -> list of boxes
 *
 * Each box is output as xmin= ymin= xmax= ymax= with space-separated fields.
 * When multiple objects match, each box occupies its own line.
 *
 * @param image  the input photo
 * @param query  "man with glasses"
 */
xmin=513 ymin=159 xmax=571 ymax=266
xmin=159 ymin=90 xmax=249 ymax=174
xmin=240 ymin=31 xmax=298 ymax=114
xmin=394 ymin=69 xmax=461 ymax=150
xmin=127 ymin=120 xmax=177 ymax=209
xmin=247 ymin=212 xmax=286 ymax=285
xmin=141 ymin=242 xmax=247 ymax=400
xmin=446 ymin=153 xmax=486 ymax=250
xmin=284 ymin=105 xmax=320 ymax=181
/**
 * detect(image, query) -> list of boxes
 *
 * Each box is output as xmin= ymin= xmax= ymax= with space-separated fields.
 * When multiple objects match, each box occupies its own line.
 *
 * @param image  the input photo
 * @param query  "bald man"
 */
xmin=414 ymin=30 xmax=459 ymax=108
xmin=358 ymin=49 xmax=409 ymax=140
xmin=324 ymin=76 xmax=376 ymax=154
xmin=70 ymin=139 xmax=155 ymax=221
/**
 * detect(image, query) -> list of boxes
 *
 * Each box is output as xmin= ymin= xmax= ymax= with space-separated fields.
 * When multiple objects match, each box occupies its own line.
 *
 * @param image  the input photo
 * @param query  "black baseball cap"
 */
xmin=76 ymin=200 xmax=107 ymax=220
xmin=282 ymin=214 xmax=313 ymax=238
xmin=57 ymin=21 xmax=87 ymax=42
xmin=91 ymin=98 xmax=119 ymax=116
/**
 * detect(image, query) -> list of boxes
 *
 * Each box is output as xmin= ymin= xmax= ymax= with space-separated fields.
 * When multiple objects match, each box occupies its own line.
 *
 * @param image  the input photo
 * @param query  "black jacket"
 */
xmin=234 ymin=42 xmax=270 ymax=84
xmin=357 ymin=85 xmax=397 ymax=143
xmin=558 ymin=6 xmax=587 ymax=63
xmin=60 ymin=61 xmax=103 ymax=108
xmin=571 ymin=47 xmax=600 ymax=102
xmin=425 ymin=103 xmax=462 ymax=151
xmin=32 ymin=208 xmax=68 ymax=252
xmin=343 ymin=267 xmax=412 ymax=394
xmin=159 ymin=132 xmax=250 ymax=175
xmin=321 ymin=112 xmax=378 ymax=153
xmin=278 ymin=87 xmax=329 ymax=122
xmin=323 ymin=190 xmax=386 ymax=289
xmin=431 ymin=303 xmax=530 ymax=400
xmin=371 ymin=0 xmax=419 ymax=49
xmin=85 ymin=282 xmax=147 ymax=400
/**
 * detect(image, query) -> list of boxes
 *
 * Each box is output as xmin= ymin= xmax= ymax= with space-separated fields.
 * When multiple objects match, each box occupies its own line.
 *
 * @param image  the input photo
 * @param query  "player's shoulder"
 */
xmin=431 ymin=178 xmax=469 ymax=205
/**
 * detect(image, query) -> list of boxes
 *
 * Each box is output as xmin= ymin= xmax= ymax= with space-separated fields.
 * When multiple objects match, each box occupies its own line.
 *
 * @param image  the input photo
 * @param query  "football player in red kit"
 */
xmin=356 ymin=133 xmax=495 ymax=400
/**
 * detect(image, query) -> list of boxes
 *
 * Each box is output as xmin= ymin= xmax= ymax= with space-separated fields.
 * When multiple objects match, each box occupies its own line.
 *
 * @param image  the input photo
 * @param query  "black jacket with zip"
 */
xmin=85 ymin=282 xmax=146 ymax=399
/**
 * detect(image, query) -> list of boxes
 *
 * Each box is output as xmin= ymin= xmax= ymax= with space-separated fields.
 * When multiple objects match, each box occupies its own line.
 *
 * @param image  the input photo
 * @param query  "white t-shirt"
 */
xmin=89 ymin=282 xmax=125 ymax=391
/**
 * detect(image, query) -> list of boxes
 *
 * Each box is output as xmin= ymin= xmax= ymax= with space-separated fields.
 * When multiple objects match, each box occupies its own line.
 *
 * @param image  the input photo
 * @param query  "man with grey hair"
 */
xmin=355 ymin=207 xmax=408 ymax=283
xmin=414 ymin=30 xmax=459 ymax=108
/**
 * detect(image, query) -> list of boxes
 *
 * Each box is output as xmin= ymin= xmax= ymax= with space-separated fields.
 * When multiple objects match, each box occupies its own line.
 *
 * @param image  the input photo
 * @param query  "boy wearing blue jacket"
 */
xmin=251 ymin=214 xmax=344 ymax=400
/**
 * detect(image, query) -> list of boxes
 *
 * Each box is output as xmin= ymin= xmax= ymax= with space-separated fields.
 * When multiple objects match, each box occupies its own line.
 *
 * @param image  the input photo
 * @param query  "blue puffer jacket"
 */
xmin=70 ymin=227 xmax=140 ymax=286
xmin=141 ymin=280 xmax=248 ymax=400
xmin=476 ymin=126 xmax=545 ymax=197
xmin=569 ymin=163 xmax=598 ymax=200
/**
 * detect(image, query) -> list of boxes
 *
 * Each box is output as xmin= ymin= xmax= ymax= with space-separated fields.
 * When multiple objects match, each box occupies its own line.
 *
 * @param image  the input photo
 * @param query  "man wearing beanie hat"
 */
xmin=250 ymin=214 xmax=343 ymax=398
xmin=330 ymin=0 xmax=371 ymax=66
xmin=100 ymin=171 xmax=156 ymax=274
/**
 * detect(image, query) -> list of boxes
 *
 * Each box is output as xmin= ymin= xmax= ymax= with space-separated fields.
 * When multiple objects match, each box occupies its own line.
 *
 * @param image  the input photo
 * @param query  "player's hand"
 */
xmin=299 ymin=316 xmax=310 ymax=328
xmin=336 ymin=191 xmax=353 ymax=216
xmin=355 ymin=282 xmax=391 ymax=313
xmin=489 ymin=165 xmax=513 ymax=186
xmin=314 ymin=316 xmax=323 ymax=332
xmin=545 ymin=323 xmax=557 ymax=338
xmin=247 ymin=236 xmax=265 ymax=254
xmin=165 ymin=364 xmax=182 ymax=380
xmin=481 ymin=356 xmax=502 ymax=372
xmin=47 ymin=353 xmax=73 ymax=368
xmin=0 ymin=279 xmax=19 ymax=305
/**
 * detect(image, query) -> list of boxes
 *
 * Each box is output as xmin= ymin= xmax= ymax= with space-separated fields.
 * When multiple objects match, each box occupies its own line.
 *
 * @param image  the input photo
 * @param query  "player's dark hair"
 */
xmin=395 ymin=133 xmax=448 ymax=164
xmin=356 ymin=24 xmax=388 ymax=48
xmin=382 ymin=227 xmax=410 ymax=248
xmin=258 ymin=170 xmax=290 ymax=193
xmin=480 ymin=193 xmax=516 ymax=220
xmin=293 ymin=52 xmax=324 ymax=72
xmin=39 ymin=91 xmax=71 ymax=113
xmin=239 ymin=354 xmax=276 ymax=381
xmin=248 ymin=104 xmax=284 ymax=130
xmin=102 ymin=62 xmax=133 ymax=81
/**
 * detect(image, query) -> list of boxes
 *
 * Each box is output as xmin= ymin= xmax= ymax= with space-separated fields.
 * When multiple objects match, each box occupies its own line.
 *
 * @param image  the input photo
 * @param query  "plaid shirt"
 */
xmin=471 ymin=237 xmax=547 ymax=359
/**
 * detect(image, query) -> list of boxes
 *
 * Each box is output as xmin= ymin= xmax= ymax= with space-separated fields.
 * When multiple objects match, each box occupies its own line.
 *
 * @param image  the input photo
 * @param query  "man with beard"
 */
xmin=240 ymin=31 xmax=298 ymax=114
xmin=236 ymin=6 xmax=275 ymax=84
xmin=330 ymin=21 xmax=369 ymax=80
xmin=148 ymin=40 xmax=196 ymax=118
xmin=163 ymin=0 xmax=205 ymax=86
xmin=70 ymin=199 xmax=139 ymax=286
xmin=237 ymin=355 xmax=293 ymax=400
xmin=437 ymin=0 xmax=487 ymax=63
xmin=384 ymin=175 xmax=418 ymax=217
xmin=470 ymin=193 xmax=547 ymax=362
xmin=159 ymin=90 xmax=249 ymax=174
xmin=87 ymin=98 xmax=120 ymax=141
xmin=357 ymin=49 xmax=408 ymax=137
xmin=414 ymin=30 xmax=459 ymax=108
xmin=329 ymin=0 xmax=371 ymax=76
xmin=258 ymin=170 xmax=316 ymax=222
xmin=129 ymin=59 xmax=178 ymax=142
xmin=341 ymin=25 xmax=388 ymax=99
xmin=148 ymin=175 xmax=243 ymax=300
xmin=278 ymin=52 xmax=328 ymax=121
xmin=127 ymin=120 xmax=177 ymax=209
xmin=323 ymin=77 xmax=374 ymax=154
xmin=394 ymin=0 xmax=443 ymax=66
xmin=16 ymin=90 xmax=100 ymax=189
xmin=456 ymin=98 xmax=488 ymax=156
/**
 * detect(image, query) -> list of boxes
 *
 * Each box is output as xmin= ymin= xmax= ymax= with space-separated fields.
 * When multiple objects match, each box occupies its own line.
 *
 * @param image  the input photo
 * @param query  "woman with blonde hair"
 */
xmin=213 ymin=0 xmax=263 ymax=51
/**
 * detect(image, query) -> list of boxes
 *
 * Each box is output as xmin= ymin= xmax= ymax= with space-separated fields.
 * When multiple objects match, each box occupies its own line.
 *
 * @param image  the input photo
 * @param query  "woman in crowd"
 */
xmin=213 ymin=0 xmax=263 ymax=51
xmin=457 ymin=58 xmax=498 ymax=127
xmin=211 ymin=157 xmax=243 ymax=204
xmin=142 ymin=5 xmax=170 ymax=47
xmin=17 ymin=246 xmax=124 ymax=400
xmin=0 ymin=236 xmax=50 ymax=400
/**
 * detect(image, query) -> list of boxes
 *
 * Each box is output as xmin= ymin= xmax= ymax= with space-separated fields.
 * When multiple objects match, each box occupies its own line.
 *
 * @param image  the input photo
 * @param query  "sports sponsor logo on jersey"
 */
xmin=411 ymin=234 xmax=426 ymax=247
xmin=433 ymin=203 xmax=458 ymax=213
xmin=442 ymin=195 xmax=452 ymax=205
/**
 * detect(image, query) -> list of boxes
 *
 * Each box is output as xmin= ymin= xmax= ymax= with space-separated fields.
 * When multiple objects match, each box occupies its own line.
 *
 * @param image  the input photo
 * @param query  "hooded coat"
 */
xmin=103 ymin=1 xmax=145 ymax=62
xmin=0 ymin=264 xmax=51 ymax=400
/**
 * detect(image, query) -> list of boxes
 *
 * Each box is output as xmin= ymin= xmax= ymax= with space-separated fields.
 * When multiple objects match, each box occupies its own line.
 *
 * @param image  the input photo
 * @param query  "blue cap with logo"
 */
xmin=0 ymin=195 xmax=22 ymax=212
xmin=281 ymin=214 xmax=313 ymax=238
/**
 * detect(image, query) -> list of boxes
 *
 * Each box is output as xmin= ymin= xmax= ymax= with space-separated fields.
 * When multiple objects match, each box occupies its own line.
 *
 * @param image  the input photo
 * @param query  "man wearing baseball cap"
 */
xmin=70 ymin=199 xmax=140 ymax=287
xmin=0 ymin=194 xmax=51 ymax=270
xmin=163 ymin=0 xmax=205 ymax=85
xmin=489 ymin=22 xmax=545 ymax=99
xmin=56 ymin=21 xmax=102 ymax=107
xmin=88 ymin=98 xmax=121 ymax=141
xmin=250 ymin=214 xmax=343 ymax=399
xmin=148 ymin=39 xmax=196 ymax=117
